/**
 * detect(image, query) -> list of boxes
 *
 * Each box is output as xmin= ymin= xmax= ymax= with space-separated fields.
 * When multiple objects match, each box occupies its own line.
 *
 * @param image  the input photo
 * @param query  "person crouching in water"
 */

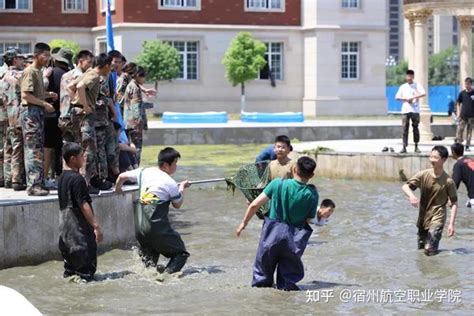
xmin=115 ymin=147 xmax=191 ymax=274
xmin=236 ymin=156 xmax=318 ymax=290
xmin=402 ymin=145 xmax=458 ymax=256
xmin=58 ymin=142 xmax=103 ymax=282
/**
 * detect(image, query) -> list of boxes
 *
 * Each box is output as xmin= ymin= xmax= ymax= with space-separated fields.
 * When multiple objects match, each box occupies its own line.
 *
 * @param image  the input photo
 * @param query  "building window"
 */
xmin=342 ymin=0 xmax=359 ymax=9
xmin=159 ymin=0 xmax=200 ymax=9
xmin=100 ymin=0 xmax=115 ymax=12
xmin=0 ymin=0 xmax=31 ymax=11
xmin=0 ymin=41 xmax=31 ymax=65
xmin=164 ymin=41 xmax=199 ymax=80
xmin=259 ymin=42 xmax=283 ymax=80
xmin=246 ymin=0 xmax=284 ymax=12
xmin=97 ymin=39 xmax=107 ymax=54
xmin=341 ymin=42 xmax=359 ymax=80
xmin=63 ymin=0 xmax=87 ymax=12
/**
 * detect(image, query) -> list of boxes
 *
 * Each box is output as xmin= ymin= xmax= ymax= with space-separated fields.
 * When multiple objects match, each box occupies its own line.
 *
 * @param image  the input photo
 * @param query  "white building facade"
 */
xmin=1 ymin=0 xmax=388 ymax=116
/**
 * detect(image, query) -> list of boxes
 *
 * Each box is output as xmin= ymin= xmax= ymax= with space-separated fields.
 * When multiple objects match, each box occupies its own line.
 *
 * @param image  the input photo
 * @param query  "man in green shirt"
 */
xmin=236 ymin=156 xmax=318 ymax=290
xmin=402 ymin=145 xmax=458 ymax=256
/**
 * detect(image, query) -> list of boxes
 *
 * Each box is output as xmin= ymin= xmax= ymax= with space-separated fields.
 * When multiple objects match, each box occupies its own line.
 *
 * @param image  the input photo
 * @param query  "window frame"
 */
xmin=244 ymin=0 xmax=285 ymax=13
xmin=62 ymin=0 xmax=88 ymax=14
xmin=158 ymin=0 xmax=201 ymax=11
xmin=341 ymin=41 xmax=360 ymax=81
xmin=0 ymin=0 xmax=33 ymax=13
xmin=96 ymin=37 xmax=107 ymax=54
xmin=258 ymin=41 xmax=284 ymax=81
xmin=341 ymin=0 xmax=360 ymax=9
xmin=0 ymin=41 xmax=32 ymax=65
xmin=100 ymin=0 xmax=115 ymax=13
xmin=164 ymin=40 xmax=200 ymax=81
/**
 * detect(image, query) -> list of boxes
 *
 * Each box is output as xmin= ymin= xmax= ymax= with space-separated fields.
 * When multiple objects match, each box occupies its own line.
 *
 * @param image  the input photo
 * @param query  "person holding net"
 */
xmin=266 ymin=135 xmax=294 ymax=181
xmin=236 ymin=156 xmax=319 ymax=291
xmin=115 ymin=147 xmax=191 ymax=274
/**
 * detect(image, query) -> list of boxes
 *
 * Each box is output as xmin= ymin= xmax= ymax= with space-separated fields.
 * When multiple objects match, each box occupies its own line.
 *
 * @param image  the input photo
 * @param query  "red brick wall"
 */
xmin=96 ymin=0 xmax=125 ymax=26
xmin=0 ymin=0 xmax=97 ymax=27
xmin=0 ymin=0 xmax=300 ymax=27
xmin=96 ymin=0 xmax=301 ymax=26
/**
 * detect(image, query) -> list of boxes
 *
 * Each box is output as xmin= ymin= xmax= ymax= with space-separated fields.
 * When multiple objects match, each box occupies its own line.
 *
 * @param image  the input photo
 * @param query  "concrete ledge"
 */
xmin=314 ymin=152 xmax=457 ymax=181
xmin=143 ymin=122 xmax=456 ymax=145
xmin=0 ymin=188 xmax=138 ymax=270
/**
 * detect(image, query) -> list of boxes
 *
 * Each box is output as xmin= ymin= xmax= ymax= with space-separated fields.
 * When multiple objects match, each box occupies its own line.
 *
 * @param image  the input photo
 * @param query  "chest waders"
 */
xmin=252 ymin=179 xmax=314 ymax=291
xmin=58 ymin=186 xmax=97 ymax=281
xmin=134 ymin=169 xmax=189 ymax=273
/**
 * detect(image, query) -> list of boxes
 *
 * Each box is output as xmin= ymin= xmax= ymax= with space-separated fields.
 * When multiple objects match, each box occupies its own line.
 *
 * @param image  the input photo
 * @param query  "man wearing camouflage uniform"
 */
xmin=123 ymin=68 xmax=146 ymax=165
xmin=20 ymin=42 xmax=57 ymax=196
xmin=2 ymin=48 xmax=26 ymax=190
xmin=59 ymin=50 xmax=94 ymax=144
xmin=68 ymin=53 xmax=112 ymax=193
xmin=94 ymin=75 xmax=116 ymax=189
xmin=0 ymin=60 xmax=7 ymax=187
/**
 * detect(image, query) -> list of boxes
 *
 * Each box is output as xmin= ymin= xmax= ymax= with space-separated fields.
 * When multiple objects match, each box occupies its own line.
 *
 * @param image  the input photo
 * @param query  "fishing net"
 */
xmin=226 ymin=160 xmax=271 ymax=219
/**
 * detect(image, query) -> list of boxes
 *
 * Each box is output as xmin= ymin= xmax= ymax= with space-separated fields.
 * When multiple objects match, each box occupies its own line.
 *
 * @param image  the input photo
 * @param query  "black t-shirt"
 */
xmin=47 ymin=65 xmax=68 ymax=113
xmin=452 ymin=157 xmax=474 ymax=199
xmin=58 ymin=170 xmax=92 ymax=210
xmin=457 ymin=89 xmax=474 ymax=119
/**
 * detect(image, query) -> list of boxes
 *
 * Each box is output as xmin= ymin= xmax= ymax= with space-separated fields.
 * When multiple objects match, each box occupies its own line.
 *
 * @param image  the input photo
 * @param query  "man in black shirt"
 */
xmin=58 ymin=142 xmax=103 ymax=282
xmin=455 ymin=77 xmax=474 ymax=151
xmin=451 ymin=142 xmax=474 ymax=207
xmin=44 ymin=48 xmax=73 ymax=185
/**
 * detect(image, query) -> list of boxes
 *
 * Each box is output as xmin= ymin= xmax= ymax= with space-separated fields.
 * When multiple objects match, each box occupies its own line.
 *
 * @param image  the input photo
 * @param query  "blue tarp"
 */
xmin=162 ymin=111 xmax=229 ymax=124
xmin=241 ymin=112 xmax=304 ymax=123
xmin=386 ymin=85 xmax=458 ymax=115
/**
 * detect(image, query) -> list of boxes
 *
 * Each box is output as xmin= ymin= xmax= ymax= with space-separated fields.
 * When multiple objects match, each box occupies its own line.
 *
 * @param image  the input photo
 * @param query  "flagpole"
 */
xmin=106 ymin=0 xmax=115 ymax=52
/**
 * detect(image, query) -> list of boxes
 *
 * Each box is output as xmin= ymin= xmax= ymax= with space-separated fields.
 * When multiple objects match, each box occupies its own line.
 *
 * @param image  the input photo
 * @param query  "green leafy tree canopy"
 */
xmin=222 ymin=32 xmax=267 ymax=87
xmin=386 ymin=60 xmax=408 ymax=86
xmin=135 ymin=40 xmax=180 ymax=88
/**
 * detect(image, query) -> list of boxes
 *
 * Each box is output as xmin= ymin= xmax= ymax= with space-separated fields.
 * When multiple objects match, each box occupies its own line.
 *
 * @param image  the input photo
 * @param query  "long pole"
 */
xmin=189 ymin=178 xmax=227 ymax=185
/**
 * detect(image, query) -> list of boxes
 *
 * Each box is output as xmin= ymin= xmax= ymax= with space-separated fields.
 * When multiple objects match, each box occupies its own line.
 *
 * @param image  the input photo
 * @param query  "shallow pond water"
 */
xmin=0 ymin=166 xmax=473 ymax=314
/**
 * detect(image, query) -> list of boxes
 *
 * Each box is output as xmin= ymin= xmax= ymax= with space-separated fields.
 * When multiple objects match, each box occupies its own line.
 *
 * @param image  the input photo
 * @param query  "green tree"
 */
xmin=222 ymin=32 xmax=267 ymax=113
xmin=135 ymin=40 xmax=180 ymax=90
xmin=386 ymin=60 xmax=408 ymax=86
xmin=428 ymin=47 xmax=458 ymax=86
xmin=48 ymin=39 xmax=81 ymax=58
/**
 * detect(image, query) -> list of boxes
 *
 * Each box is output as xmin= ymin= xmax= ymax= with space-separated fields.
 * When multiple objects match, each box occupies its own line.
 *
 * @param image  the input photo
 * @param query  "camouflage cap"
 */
xmin=52 ymin=47 xmax=74 ymax=69
xmin=3 ymin=47 xmax=22 ymax=60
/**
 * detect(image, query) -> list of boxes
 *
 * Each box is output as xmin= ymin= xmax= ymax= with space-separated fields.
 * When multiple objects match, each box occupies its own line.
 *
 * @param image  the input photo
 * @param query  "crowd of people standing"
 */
xmin=0 ymin=42 xmax=154 ymax=196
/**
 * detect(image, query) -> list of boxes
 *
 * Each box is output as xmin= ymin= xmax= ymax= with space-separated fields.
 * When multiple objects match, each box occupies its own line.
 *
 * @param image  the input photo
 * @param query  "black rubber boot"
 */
xmin=164 ymin=253 xmax=189 ymax=274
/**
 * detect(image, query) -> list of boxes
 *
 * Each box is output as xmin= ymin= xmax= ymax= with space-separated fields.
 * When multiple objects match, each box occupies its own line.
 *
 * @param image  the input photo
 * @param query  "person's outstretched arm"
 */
xmin=115 ymin=172 xmax=132 ymax=193
xmin=402 ymin=183 xmax=419 ymax=208
xmin=171 ymin=181 xmax=190 ymax=209
xmin=236 ymin=192 xmax=269 ymax=237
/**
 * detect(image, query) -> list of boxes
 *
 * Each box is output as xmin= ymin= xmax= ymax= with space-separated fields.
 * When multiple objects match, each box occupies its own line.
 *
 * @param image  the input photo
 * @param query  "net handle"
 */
xmin=189 ymin=178 xmax=227 ymax=185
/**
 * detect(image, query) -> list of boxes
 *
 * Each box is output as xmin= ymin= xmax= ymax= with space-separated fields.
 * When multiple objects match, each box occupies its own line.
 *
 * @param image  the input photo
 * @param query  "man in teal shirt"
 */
xmin=236 ymin=156 xmax=318 ymax=290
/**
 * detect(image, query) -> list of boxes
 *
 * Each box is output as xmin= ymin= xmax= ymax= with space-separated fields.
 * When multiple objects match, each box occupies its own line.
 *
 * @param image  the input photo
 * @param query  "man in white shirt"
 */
xmin=115 ymin=147 xmax=191 ymax=274
xmin=395 ymin=70 xmax=426 ymax=154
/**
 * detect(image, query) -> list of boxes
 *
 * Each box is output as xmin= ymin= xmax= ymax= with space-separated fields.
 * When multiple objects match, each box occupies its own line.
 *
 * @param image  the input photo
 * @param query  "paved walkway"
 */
xmin=147 ymin=118 xmax=453 ymax=129
xmin=293 ymin=137 xmax=458 ymax=154
xmin=0 ymin=186 xmax=137 ymax=206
